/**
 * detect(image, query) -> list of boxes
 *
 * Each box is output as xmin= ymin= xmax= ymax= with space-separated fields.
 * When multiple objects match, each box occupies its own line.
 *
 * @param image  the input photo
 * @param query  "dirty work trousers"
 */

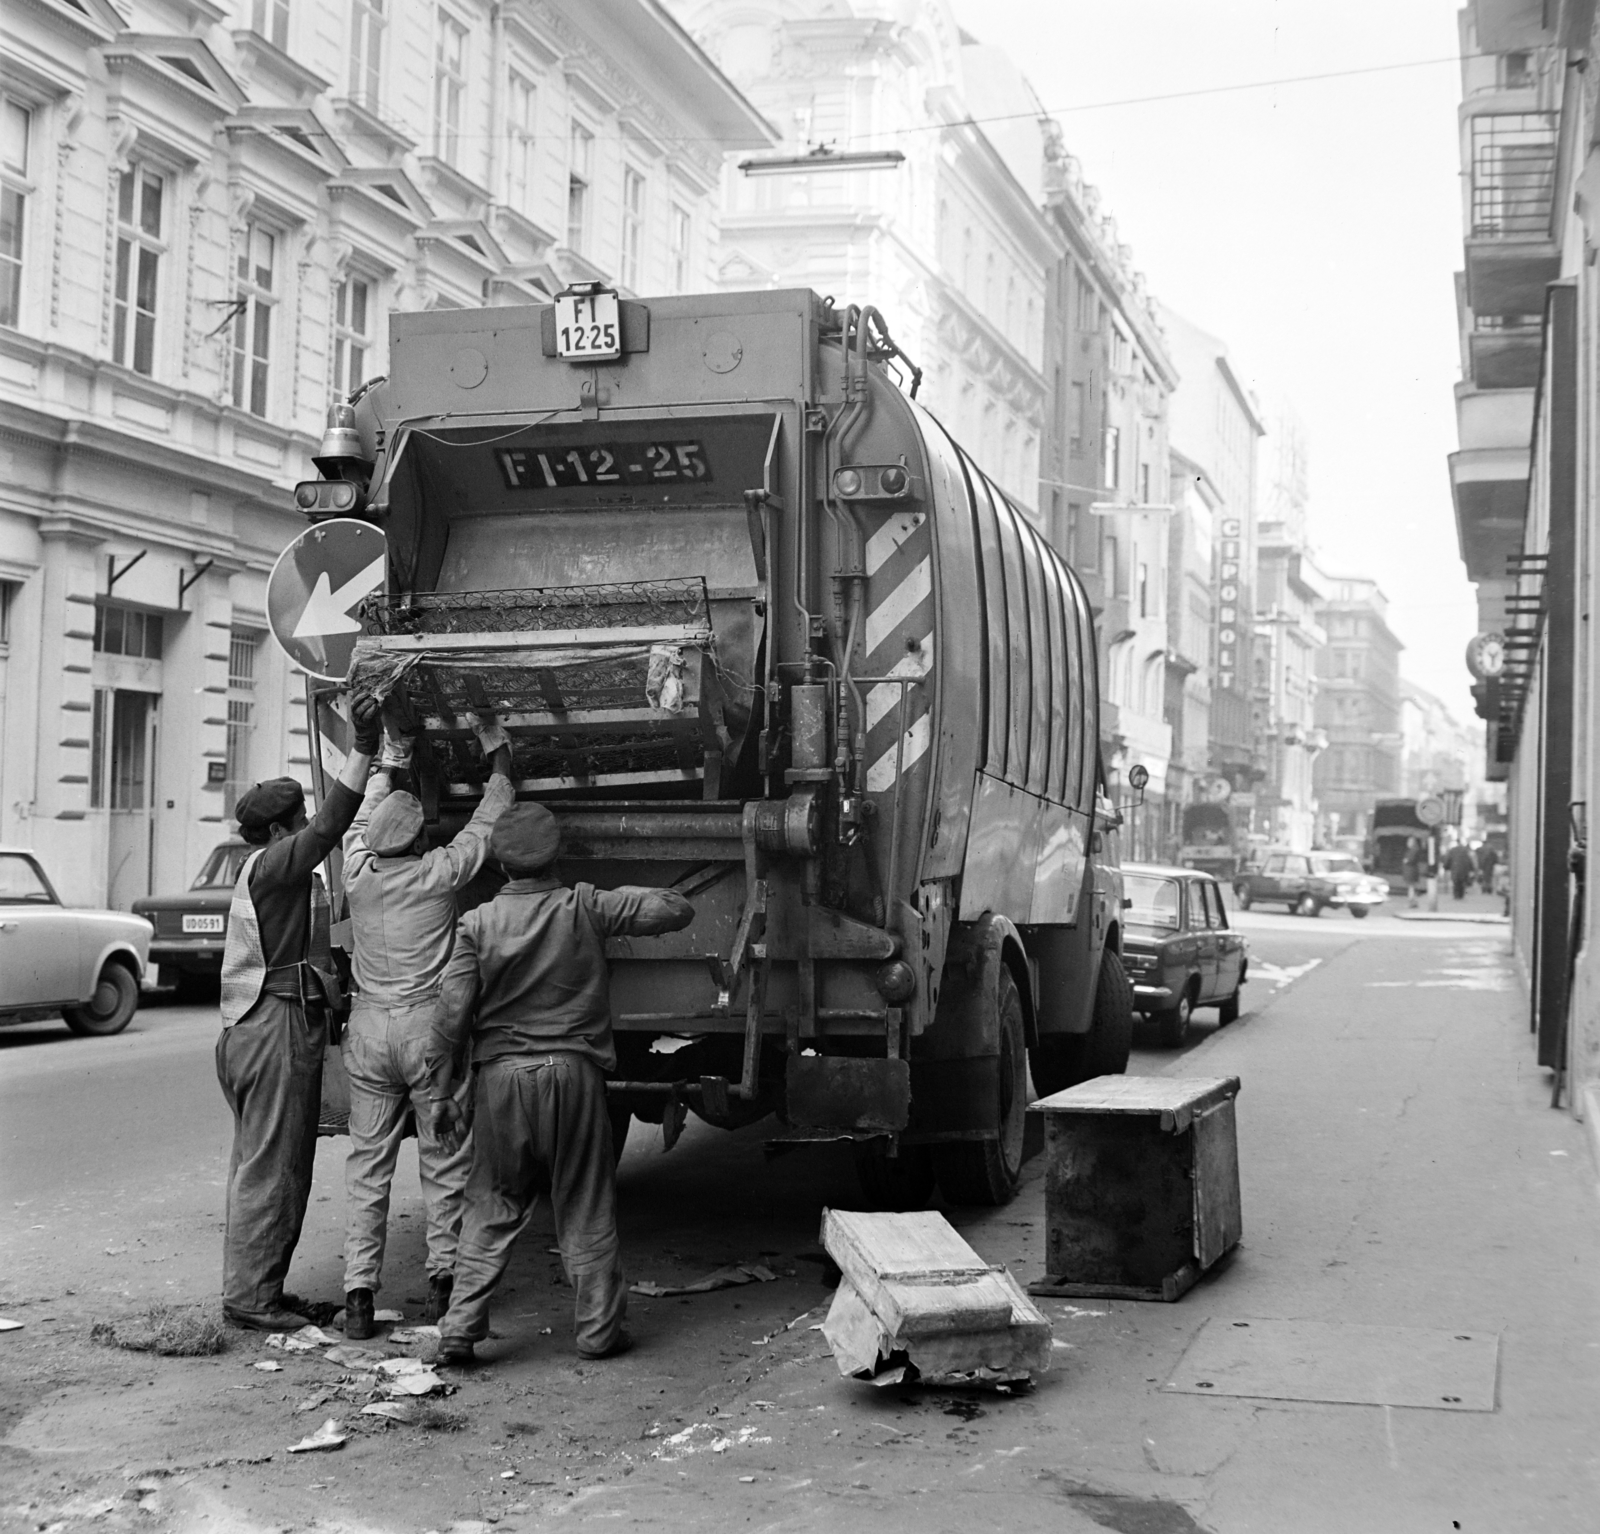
xmin=440 ymin=1052 xmax=626 ymax=1357
xmin=214 ymin=995 xmax=326 ymax=1321
xmin=342 ymin=996 xmax=472 ymax=1293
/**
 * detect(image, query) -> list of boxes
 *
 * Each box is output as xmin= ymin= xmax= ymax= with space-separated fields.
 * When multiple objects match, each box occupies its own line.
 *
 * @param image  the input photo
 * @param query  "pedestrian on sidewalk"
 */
xmin=338 ymin=718 xmax=516 ymax=1341
xmin=215 ymin=693 xmax=381 ymax=1332
xmin=427 ymin=804 xmax=695 ymax=1366
xmin=1477 ymin=839 xmax=1500 ymax=893
xmin=1403 ymin=836 xmax=1427 ymax=909
xmin=1445 ymin=840 xmax=1476 ymax=902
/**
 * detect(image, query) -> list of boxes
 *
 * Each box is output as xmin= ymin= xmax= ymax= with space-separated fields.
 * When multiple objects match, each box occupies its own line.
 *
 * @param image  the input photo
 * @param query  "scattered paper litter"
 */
xmin=252 ymin=1360 xmax=283 ymax=1372
xmin=323 ymin=1345 xmax=380 ymax=1369
xmin=361 ymin=1401 xmax=416 ymax=1423
xmin=630 ymin=1263 xmax=777 ymax=1298
xmin=375 ymin=1356 xmax=429 ymax=1376
xmin=287 ymin=1418 xmax=347 ymax=1454
xmin=296 ymin=1389 xmax=338 ymax=1413
xmin=0 ymin=1318 xmax=23 ymax=1332
xmin=267 ymin=1324 xmax=340 ymax=1353
xmin=650 ymin=1423 xmax=772 ymax=1463
xmin=374 ymin=1309 xmax=405 ymax=1322
xmin=383 ymin=1370 xmax=445 ymax=1397
xmin=389 ymin=1326 xmax=439 ymax=1344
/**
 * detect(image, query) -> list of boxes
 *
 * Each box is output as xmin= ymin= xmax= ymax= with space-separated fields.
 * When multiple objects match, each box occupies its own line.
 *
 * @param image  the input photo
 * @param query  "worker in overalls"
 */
xmin=338 ymin=721 xmax=516 ymax=1339
xmin=427 ymin=804 xmax=694 ymax=1365
xmin=215 ymin=693 xmax=381 ymax=1331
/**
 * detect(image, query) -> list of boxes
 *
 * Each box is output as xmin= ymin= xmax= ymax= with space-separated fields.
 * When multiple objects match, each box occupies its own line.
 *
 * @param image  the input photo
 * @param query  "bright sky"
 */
xmin=946 ymin=0 xmax=1472 ymax=713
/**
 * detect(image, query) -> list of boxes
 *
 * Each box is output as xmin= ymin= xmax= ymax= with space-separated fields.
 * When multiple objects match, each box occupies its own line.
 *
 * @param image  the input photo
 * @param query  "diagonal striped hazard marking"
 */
xmin=866 ymin=650 xmax=931 ymax=731
xmin=867 ymin=714 xmax=931 ymax=794
xmin=866 ymin=557 xmax=931 ymax=654
xmin=865 ymin=511 xmax=926 ymax=576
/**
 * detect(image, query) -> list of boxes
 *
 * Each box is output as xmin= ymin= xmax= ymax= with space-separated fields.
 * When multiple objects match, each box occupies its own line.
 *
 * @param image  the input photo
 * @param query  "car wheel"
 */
xmin=1218 ymin=985 xmax=1242 ymax=1025
xmin=1235 ymin=886 xmax=1252 ymax=910
xmin=935 ymin=967 xmax=1028 ymax=1207
xmin=63 ymin=962 xmax=139 ymax=1037
xmin=1029 ymin=949 xmax=1135 ymax=1094
xmin=1297 ymin=893 xmax=1321 ymax=918
xmin=1154 ymin=984 xmax=1194 ymax=1048
xmin=853 ymin=1139 xmax=937 ymax=1211
xmin=1350 ymin=905 xmax=1370 ymax=920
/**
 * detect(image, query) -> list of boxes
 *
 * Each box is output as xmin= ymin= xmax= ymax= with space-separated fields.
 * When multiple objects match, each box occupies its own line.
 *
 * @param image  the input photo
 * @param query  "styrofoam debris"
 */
xmin=389 ymin=1326 xmax=440 ymax=1344
xmin=0 ymin=1318 xmax=23 ymax=1332
xmin=374 ymin=1308 xmax=405 ymax=1322
xmin=252 ymin=1360 xmax=282 ymax=1372
xmin=361 ymin=1401 xmax=416 ymax=1423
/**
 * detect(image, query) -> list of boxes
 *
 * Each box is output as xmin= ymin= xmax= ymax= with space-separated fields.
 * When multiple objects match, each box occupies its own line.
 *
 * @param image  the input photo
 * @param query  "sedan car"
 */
xmin=132 ymin=839 xmax=251 ymax=997
xmin=1120 ymin=863 xmax=1248 ymax=1047
xmin=0 ymin=847 xmax=150 ymax=1035
xmin=1234 ymin=849 xmax=1389 ymax=918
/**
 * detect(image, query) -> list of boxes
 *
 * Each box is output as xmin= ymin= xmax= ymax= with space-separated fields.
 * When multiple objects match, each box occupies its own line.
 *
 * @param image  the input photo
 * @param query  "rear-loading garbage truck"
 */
xmin=299 ymin=287 xmax=1133 ymax=1206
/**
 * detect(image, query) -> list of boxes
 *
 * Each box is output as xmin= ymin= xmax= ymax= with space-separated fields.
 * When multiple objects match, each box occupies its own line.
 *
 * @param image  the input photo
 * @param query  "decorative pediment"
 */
xmin=327 ymin=167 xmax=433 ymax=229
xmin=99 ymin=34 xmax=247 ymax=114
xmin=419 ymin=219 xmax=510 ymax=272
xmin=229 ymin=27 xmax=331 ymax=108
xmin=14 ymin=0 xmax=125 ymax=47
xmin=716 ymin=246 xmax=777 ymax=290
xmin=225 ymin=106 xmax=348 ymax=173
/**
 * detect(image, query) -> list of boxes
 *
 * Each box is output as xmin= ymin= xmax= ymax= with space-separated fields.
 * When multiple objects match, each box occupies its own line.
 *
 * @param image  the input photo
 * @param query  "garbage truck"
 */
xmin=298 ymin=287 xmax=1133 ymax=1207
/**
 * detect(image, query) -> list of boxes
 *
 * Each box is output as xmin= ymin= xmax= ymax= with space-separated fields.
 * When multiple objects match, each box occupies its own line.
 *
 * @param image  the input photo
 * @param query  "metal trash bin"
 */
xmin=1027 ymin=1076 xmax=1242 ymax=1302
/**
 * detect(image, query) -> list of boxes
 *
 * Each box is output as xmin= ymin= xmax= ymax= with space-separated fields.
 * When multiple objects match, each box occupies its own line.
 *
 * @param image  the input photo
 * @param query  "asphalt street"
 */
xmin=4 ymin=898 xmax=1596 ymax=1534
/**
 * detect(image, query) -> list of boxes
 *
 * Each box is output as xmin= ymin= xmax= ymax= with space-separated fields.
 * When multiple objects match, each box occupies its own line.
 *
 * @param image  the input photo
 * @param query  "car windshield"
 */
xmin=1311 ymin=855 xmax=1363 ymax=876
xmin=1125 ymin=873 xmax=1182 ymax=930
xmin=192 ymin=844 xmax=251 ymax=889
xmin=0 ymin=853 xmax=57 ymax=905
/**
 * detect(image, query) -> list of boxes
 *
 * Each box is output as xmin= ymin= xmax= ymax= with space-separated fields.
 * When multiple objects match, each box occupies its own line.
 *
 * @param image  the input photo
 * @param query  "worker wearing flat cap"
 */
xmin=428 ymin=804 xmax=694 ymax=1365
xmin=336 ymin=717 xmax=516 ymax=1339
xmin=215 ymin=692 xmax=382 ymax=1331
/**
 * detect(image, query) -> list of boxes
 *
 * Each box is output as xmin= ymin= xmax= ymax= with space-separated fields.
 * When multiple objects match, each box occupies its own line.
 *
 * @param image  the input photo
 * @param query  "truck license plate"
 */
xmin=182 ymin=914 xmax=224 ymax=934
xmin=553 ymin=289 xmax=621 ymax=361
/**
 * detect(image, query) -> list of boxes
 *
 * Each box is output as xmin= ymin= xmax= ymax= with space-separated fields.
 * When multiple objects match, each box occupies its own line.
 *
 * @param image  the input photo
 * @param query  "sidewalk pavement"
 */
xmin=1394 ymin=887 xmax=1508 ymax=925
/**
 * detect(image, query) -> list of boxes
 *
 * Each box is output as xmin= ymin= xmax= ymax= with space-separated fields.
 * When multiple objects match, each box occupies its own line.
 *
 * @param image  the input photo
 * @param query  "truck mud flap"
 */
xmin=785 ymin=1056 xmax=910 ymax=1132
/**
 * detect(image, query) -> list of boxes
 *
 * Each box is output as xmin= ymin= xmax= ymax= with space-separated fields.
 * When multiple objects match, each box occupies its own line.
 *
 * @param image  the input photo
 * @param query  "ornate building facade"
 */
xmin=0 ymin=0 xmax=770 ymax=907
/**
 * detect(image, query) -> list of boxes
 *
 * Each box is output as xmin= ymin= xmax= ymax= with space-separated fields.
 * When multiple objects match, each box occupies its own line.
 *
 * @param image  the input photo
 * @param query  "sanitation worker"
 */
xmin=215 ymin=693 xmax=381 ymax=1331
xmin=427 ymin=804 xmax=694 ymax=1365
xmin=1445 ymin=839 xmax=1477 ymax=902
xmin=337 ymin=720 xmax=517 ymax=1340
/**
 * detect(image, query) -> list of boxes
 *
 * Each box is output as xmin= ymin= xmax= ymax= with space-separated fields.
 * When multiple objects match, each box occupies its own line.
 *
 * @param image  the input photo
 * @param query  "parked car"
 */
xmin=1234 ymin=849 xmax=1388 ymax=918
xmin=0 ymin=847 xmax=150 ymax=1035
xmin=1120 ymin=863 xmax=1248 ymax=1047
xmin=131 ymin=839 xmax=251 ymax=998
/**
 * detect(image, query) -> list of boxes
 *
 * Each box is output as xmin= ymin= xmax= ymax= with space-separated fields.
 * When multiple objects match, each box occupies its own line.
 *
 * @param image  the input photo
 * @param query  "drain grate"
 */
xmin=1163 ymin=1318 xmax=1499 ymax=1412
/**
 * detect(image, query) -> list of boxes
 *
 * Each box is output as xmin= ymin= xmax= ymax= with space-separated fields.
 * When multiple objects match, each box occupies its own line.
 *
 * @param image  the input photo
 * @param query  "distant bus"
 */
xmin=1368 ymin=800 xmax=1434 ymax=894
xmin=1178 ymin=802 xmax=1242 ymax=879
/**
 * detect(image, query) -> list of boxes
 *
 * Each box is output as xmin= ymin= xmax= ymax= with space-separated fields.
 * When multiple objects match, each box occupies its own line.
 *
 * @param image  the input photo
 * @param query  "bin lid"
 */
xmin=1030 ymin=1075 xmax=1240 ymax=1121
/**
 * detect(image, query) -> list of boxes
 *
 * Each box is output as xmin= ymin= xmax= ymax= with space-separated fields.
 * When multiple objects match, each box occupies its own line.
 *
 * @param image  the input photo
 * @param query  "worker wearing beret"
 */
xmin=215 ymin=693 xmax=382 ymax=1331
xmin=428 ymin=805 xmax=694 ymax=1364
xmin=337 ymin=719 xmax=516 ymax=1339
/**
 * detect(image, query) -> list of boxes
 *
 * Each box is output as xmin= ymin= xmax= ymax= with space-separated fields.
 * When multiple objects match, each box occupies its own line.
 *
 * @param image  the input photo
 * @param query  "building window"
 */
xmin=112 ymin=165 xmax=164 ymax=376
xmin=505 ymin=72 xmax=536 ymax=210
xmin=567 ymin=121 xmax=593 ymax=252
xmin=1070 ymin=381 xmax=1086 ymax=455
xmin=1500 ymin=51 xmax=1533 ymax=88
xmin=332 ymin=274 xmax=370 ymax=398
xmin=93 ymin=604 xmax=164 ymax=659
xmin=1138 ymin=561 xmax=1150 ymax=618
xmin=1470 ymin=112 xmax=1557 ymax=237
xmin=0 ymin=95 xmax=32 ymax=330
xmin=1102 ymin=423 xmax=1121 ymax=490
xmin=620 ymin=167 xmax=645 ymax=291
xmin=1075 ymin=273 xmax=1095 ymax=331
xmin=669 ymin=203 xmax=691 ymax=291
xmin=349 ymin=0 xmax=385 ymax=111
xmin=1140 ymin=461 xmax=1152 ymax=504
xmin=90 ymin=689 xmax=153 ymax=813
xmin=434 ymin=10 xmax=467 ymax=167
xmin=252 ymin=0 xmax=289 ymax=50
xmin=225 ymin=630 xmax=259 ymax=816
xmin=231 ymin=223 xmax=276 ymax=417
xmin=0 ymin=579 xmax=16 ymax=645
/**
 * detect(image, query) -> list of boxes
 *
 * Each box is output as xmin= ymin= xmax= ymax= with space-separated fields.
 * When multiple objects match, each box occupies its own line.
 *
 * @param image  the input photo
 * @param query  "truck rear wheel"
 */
xmin=853 ymin=1139 xmax=936 ymax=1211
xmin=934 ymin=967 xmax=1027 ymax=1206
xmin=1028 ymin=949 xmax=1134 ymax=1095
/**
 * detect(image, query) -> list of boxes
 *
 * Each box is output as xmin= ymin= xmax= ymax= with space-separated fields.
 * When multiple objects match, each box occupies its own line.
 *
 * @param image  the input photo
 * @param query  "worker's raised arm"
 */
xmin=436 ymin=725 xmax=516 ymax=890
xmin=334 ymin=693 xmax=382 ymax=798
xmin=585 ymin=885 xmax=695 ymax=939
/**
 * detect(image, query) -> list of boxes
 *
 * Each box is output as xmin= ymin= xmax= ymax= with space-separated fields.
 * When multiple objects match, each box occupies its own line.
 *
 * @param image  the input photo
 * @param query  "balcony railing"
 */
xmin=1470 ymin=113 xmax=1557 ymax=237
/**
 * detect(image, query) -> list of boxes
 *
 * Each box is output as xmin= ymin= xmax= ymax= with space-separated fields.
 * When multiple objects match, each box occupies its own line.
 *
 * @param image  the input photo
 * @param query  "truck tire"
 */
xmin=1297 ymin=893 xmax=1321 ymax=918
xmin=1028 ymin=949 xmax=1135 ymax=1095
xmin=934 ymin=967 xmax=1028 ymax=1207
xmin=63 ymin=962 xmax=139 ymax=1037
xmin=1235 ymin=885 xmax=1252 ymax=910
xmin=1153 ymin=983 xmax=1194 ymax=1049
xmin=1350 ymin=904 xmax=1370 ymax=919
xmin=853 ymin=1139 xmax=936 ymax=1211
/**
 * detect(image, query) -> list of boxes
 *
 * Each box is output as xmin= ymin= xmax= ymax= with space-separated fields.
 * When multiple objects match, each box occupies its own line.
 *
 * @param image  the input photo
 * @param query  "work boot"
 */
xmin=423 ymin=1273 xmax=454 ymax=1325
xmin=434 ymin=1338 xmax=475 ymax=1367
xmin=578 ymin=1328 xmax=634 ymax=1361
xmin=344 ymin=1288 xmax=375 ymax=1340
xmin=224 ymin=1305 xmax=311 ymax=1333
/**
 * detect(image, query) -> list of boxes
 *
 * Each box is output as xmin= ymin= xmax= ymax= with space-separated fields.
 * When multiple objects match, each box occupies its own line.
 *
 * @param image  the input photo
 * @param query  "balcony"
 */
xmin=1467 ymin=315 xmax=1543 ymax=388
xmin=1451 ymin=380 xmax=1532 ymax=583
xmin=1462 ymin=110 xmax=1559 ymax=316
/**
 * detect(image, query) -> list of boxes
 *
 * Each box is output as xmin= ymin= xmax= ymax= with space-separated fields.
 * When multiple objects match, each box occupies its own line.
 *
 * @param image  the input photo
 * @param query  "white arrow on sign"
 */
xmin=291 ymin=555 xmax=387 ymax=640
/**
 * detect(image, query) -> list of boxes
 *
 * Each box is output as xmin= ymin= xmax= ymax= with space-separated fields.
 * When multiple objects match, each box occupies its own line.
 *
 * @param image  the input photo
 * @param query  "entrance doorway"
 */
xmin=93 ymin=688 xmax=158 ymax=909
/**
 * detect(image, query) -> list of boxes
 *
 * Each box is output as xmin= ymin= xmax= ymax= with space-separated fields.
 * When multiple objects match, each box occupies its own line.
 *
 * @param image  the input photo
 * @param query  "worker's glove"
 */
xmin=473 ymin=714 xmax=511 ymax=757
xmin=349 ymin=693 xmax=383 ymax=755
xmin=379 ymin=731 xmax=413 ymax=772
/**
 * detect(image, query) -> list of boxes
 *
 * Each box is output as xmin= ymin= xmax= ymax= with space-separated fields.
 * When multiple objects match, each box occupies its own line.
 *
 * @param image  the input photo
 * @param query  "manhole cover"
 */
xmin=1163 ymin=1318 xmax=1498 ymax=1411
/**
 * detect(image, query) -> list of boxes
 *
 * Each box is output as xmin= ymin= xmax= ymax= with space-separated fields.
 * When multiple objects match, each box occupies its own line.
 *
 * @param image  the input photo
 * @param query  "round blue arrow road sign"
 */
xmin=266 ymin=518 xmax=389 ymax=682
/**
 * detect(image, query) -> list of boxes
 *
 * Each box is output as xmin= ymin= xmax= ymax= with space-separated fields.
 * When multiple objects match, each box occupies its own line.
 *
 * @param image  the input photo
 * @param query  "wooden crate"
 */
xmin=1027 ymin=1076 xmax=1242 ymax=1302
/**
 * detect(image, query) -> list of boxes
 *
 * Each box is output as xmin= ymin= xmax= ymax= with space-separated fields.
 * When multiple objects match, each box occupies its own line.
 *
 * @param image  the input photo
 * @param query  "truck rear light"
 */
xmin=293 ymin=479 xmax=363 ymax=517
xmin=833 ymin=464 xmax=915 ymax=501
